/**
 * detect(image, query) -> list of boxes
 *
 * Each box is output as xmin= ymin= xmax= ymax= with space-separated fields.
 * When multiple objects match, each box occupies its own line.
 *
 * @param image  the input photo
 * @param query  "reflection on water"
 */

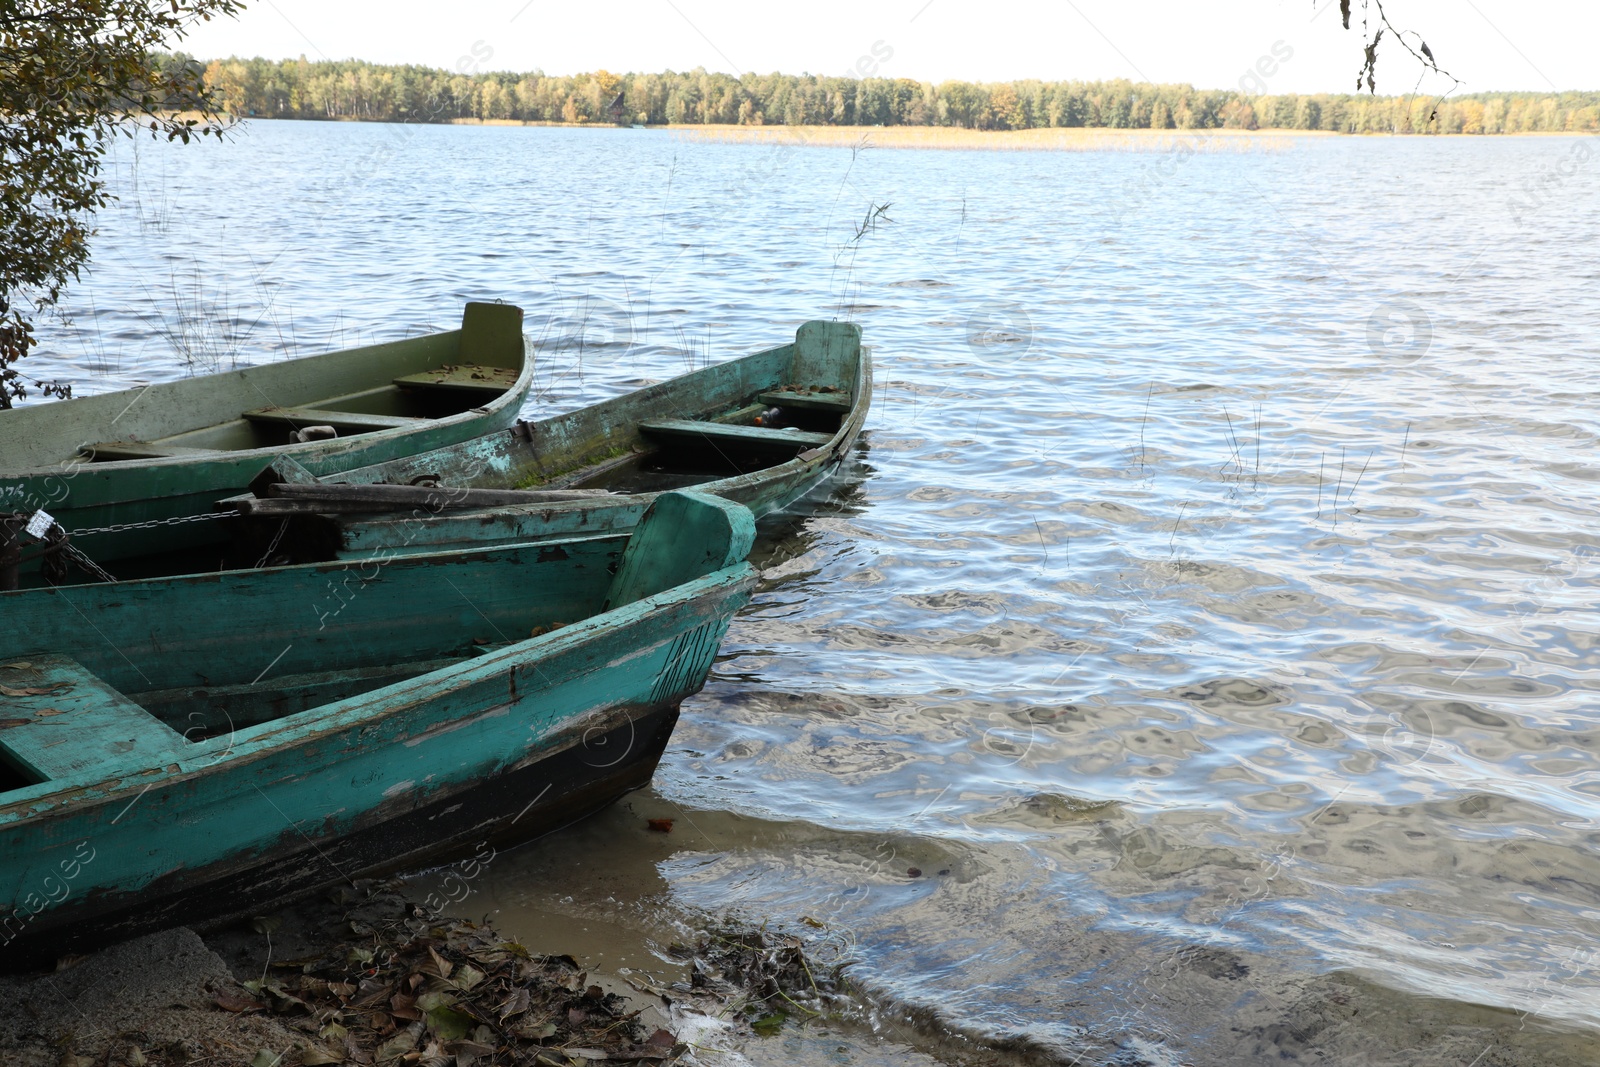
xmin=27 ymin=122 xmax=1600 ymax=1064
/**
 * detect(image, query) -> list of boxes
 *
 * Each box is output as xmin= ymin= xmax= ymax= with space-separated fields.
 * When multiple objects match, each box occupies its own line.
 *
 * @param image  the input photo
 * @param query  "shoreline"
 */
xmin=197 ymin=113 xmax=1597 ymax=149
xmin=0 ymin=875 xmax=856 ymax=1067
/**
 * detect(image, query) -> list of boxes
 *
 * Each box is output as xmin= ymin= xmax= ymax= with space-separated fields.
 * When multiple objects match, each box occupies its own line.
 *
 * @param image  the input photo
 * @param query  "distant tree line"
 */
xmin=185 ymin=55 xmax=1600 ymax=134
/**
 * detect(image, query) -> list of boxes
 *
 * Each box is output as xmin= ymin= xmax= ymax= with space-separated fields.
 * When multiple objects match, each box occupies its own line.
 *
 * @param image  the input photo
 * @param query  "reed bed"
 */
xmin=664 ymin=124 xmax=1324 ymax=153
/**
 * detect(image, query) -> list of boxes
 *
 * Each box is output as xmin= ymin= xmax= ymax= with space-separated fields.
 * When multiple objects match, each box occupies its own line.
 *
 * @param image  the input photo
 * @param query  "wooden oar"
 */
xmin=230 ymin=482 xmax=613 ymax=517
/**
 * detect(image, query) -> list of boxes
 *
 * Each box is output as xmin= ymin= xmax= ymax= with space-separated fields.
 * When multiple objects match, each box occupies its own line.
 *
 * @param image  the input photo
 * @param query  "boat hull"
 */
xmin=0 ymin=303 xmax=533 ymax=578
xmin=0 ymin=701 xmax=679 ymax=970
xmin=269 ymin=322 xmax=872 ymax=560
xmin=0 ymin=492 xmax=757 ymax=971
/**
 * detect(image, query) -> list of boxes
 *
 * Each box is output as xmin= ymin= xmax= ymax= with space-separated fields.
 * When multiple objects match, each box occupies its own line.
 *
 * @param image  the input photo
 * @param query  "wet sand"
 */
xmin=406 ymin=791 xmax=1600 ymax=1066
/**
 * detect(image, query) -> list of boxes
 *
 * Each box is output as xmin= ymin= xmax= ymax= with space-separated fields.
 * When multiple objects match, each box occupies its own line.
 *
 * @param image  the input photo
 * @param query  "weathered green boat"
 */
xmin=233 ymin=319 xmax=869 ymax=563
xmin=0 ymin=301 xmax=531 ymax=586
xmin=0 ymin=490 xmax=755 ymax=967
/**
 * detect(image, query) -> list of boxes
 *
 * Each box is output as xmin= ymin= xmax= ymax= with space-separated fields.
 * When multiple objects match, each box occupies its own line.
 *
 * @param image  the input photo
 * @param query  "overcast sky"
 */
xmin=178 ymin=0 xmax=1594 ymax=94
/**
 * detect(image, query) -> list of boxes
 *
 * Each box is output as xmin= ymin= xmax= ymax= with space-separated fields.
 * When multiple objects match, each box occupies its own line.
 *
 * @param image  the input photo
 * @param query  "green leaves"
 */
xmin=0 ymin=0 xmax=241 ymax=407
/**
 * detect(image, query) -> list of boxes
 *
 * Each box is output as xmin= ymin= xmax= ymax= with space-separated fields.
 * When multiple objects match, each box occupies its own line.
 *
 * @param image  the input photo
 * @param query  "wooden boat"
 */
xmin=231 ymin=319 xmax=869 ymax=564
xmin=0 ymin=302 xmax=532 ymax=586
xmin=0 ymin=490 xmax=755 ymax=968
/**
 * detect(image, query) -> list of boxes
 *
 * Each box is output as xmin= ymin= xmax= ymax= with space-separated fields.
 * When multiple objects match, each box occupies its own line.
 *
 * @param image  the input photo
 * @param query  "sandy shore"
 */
xmin=6 ymin=871 xmax=1599 ymax=1067
xmin=0 ymin=881 xmax=689 ymax=1067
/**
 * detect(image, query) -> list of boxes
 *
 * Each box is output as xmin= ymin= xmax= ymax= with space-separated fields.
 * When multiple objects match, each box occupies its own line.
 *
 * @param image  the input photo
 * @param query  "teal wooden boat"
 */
xmin=0 ymin=490 xmax=755 ymax=967
xmin=233 ymin=319 xmax=868 ymax=564
xmin=0 ymin=302 xmax=532 ymax=586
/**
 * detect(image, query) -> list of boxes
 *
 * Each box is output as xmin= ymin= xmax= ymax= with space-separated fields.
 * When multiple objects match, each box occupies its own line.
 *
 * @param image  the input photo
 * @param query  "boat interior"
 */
xmin=0 ymin=536 xmax=627 ymax=796
xmin=82 ymin=361 xmax=525 ymax=461
xmin=569 ymin=384 xmax=856 ymax=492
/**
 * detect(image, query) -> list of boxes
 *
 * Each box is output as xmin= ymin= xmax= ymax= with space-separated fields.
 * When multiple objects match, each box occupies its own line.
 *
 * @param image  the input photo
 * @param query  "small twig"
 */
xmin=1345 ymin=446 xmax=1377 ymax=506
xmin=1221 ymin=405 xmax=1245 ymax=480
xmin=1352 ymin=0 xmax=1462 ymax=110
xmin=258 ymin=928 xmax=274 ymax=986
xmin=1254 ymin=403 xmax=1262 ymax=491
xmin=1315 ymin=452 xmax=1326 ymax=520
xmin=1138 ymin=382 xmax=1153 ymax=477
xmin=1332 ymin=445 xmax=1346 ymax=530
xmin=851 ymin=201 xmax=893 ymax=242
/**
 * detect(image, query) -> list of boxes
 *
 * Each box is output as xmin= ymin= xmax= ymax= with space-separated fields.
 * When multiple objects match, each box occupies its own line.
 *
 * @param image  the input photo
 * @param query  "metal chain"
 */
xmin=58 ymin=541 xmax=118 ymax=585
xmin=8 ymin=507 xmax=233 ymax=585
xmin=69 ymin=510 xmax=237 ymax=538
xmin=254 ymin=518 xmax=290 ymax=569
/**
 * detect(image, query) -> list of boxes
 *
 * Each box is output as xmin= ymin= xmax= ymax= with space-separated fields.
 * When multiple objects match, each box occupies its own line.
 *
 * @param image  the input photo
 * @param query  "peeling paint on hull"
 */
xmin=0 ymin=704 xmax=679 ymax=969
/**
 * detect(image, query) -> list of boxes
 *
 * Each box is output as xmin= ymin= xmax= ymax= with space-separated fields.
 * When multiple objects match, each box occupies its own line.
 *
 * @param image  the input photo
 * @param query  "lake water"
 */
xmin=22 ymin=121 xmax=1600 ymax=1064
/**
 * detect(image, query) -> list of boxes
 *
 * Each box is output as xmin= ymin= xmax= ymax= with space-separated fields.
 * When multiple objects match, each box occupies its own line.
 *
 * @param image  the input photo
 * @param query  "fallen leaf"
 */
xmin=424 ymin=1005 xmax=475 ymax=1042
xmin=442 ymin=1039 xmax=496 ymax=1057
xmin=299 ymin=1046 xmax=344 ymax=1065
xmin=0 ymin=684 xmax=69 ymax=697
xmin=374 ymin=1022 xmax=421 ymax=1062
xmin=646 ymin=818 xmax=674 ymax=833
xmin=214 ymin=993 xmax=268 ymax=1013
xmin=415 ymin=989 xmax=456 ymax=1012
xmin=1 ymin=661 xmax=32 ymax=670
xmin=353 ymin=980 xmax=394 ymax=1008
xmin=272 ymin=954 xmax=322 ymax=969
xmin=249 ymin=1052 xmax=284 ymax=1067
xmin=498 ymin=986 xmax=530 ymax=1019
xmin=559 ymin=1051 xmax=608 ymax=1062
xmin=609 ymin=1051 xmax=673 ymax=1063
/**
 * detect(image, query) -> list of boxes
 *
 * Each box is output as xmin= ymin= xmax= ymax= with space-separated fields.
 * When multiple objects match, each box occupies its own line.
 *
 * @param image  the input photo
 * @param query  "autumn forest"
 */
xmin=187 ymin=54 xmax=1600 ymax=134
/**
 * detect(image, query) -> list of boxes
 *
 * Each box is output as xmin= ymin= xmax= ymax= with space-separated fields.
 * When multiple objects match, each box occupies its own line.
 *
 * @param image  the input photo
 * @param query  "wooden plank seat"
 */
xmin=242 ymin=406 xmax=424 ymax=433
xmin=0 ymin=655 xmax=187 ymax=783
xmin=394 ymin=363 xmax=522 ymax=397
xmin=81 ymin=442 xmax=223 ymax=460
xmin=131 ymin=656 xmax=469 ymax=734
xmin=757 ymin=389 xmax=853 ymax=414
xmin=638 ymin=419 xmax=832 ymax=450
